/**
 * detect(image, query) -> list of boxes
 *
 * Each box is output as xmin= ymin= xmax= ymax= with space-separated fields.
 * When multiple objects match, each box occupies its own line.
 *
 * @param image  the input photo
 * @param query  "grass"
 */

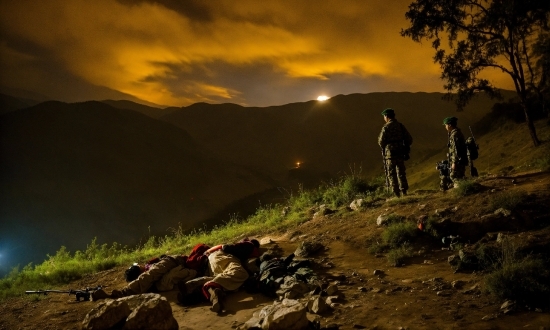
xmin=387 ymin=243 xmax=413 ymax=267
xmin=489 ymin=190 xmax=528 ymax=211
xmin=452 ymin=179 xmax=482 ymax=197
xmin=0 ymin=172 xmax=384 ymax=301
xmin=381 ymin=221 xmax=418 ymax=247
xmin=476 ymin=236 xmax=550 ymax=307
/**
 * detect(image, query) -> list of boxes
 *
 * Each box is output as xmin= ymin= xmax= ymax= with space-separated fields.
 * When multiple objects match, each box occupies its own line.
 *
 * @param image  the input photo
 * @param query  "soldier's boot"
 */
xmin=208 ymin=287 xmax=224 ymax=313
xmin=401 ymin=189 xmax=407 ymax=197
xmin=393 ymin=188 xmax=401 ymax=198
xmin=91 ymin=289 xmax=110 ymax=301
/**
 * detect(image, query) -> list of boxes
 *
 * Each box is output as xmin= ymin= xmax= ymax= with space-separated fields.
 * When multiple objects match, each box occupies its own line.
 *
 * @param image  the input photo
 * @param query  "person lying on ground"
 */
xmin=200 ymin=238 xmax=261 ymax=313
xmin=93 ymin=243 xmax=210 ymax=300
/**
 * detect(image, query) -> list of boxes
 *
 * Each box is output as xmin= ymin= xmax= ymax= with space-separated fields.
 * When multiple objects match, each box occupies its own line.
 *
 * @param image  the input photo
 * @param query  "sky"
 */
xmin=0 ymin=0 xmax=514 ymax=108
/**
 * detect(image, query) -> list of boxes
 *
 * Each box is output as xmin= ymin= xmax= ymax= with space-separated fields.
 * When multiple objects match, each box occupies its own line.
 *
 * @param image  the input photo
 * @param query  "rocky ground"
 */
xmin=1 ymin=170 xmax=549 ymax=330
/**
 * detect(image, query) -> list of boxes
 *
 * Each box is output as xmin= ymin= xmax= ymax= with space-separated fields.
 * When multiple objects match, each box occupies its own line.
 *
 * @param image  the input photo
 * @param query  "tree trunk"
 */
xmin=522 ymin=103 xmax=540 ymax=147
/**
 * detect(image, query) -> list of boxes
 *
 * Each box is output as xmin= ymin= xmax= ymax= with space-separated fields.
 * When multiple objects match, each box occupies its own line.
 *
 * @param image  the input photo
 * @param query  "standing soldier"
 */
xmin=378 ymin=108 xmax=413 ymax=197
xmin=441 ymin=116 xmax=468 ymax=190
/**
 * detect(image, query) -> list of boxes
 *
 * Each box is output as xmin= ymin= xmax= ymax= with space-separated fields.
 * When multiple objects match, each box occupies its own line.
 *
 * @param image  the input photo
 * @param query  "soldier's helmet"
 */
xmin=381 ymin=108 xmax=395 ymax=117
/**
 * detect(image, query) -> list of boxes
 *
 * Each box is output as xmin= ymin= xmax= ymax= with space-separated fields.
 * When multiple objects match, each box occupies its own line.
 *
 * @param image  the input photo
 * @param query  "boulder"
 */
xmin=82 ymin=299 xmax=131 ymax=330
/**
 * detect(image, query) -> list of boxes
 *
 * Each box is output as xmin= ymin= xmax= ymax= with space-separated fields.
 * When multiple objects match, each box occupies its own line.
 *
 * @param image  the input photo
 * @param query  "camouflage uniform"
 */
xmin=127 ymin=255 xmax=197 ymax=294
xmin=441 ymin=127 xmax=468 ymax=190
xmin=378 ymin=119 xmax=413 ymax=196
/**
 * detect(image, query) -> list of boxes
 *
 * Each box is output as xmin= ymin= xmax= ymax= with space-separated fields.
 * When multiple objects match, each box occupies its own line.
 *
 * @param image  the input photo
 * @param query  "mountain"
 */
xmin=100 ymin=100 xmax=178 ymax=119
xmin=0 ymin=101 xmax=273 ymax=272
xmin=0 ymin=93 xmax=43 ymax=115
xmin=160 ymin=91 xmax=516 ymax=181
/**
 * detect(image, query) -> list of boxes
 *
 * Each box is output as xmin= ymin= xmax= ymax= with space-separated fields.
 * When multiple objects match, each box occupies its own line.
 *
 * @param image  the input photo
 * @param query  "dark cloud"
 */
xmin=116 ymin=0 xmax=213 ymax=21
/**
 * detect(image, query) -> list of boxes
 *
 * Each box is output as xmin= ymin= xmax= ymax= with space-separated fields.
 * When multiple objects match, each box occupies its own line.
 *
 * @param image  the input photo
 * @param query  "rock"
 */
xmin=500 ymin=300 xmax=516 ymax=314
xmin=436 ymin=290 xmax=453 ymax=297
xmin=325 ymin=284 xmax=339 ymax=296
xmin=82 ymin=300 xmax=131 ymax=330
xmin=294 ymin=241 xmax=324 ymax=257
xmin=82 ymin=294 xmax=178 ymax=330
xmin=482 ymin=314 xmax=497 ymax=321
xmin=257 ymin=299 xmax=309 ymax=330
xmin=494 ymin=208 xmax=512 ymax=217
xmin=123 ymin=295 xmax=178 ymax=330
xmin=350 ymin=199 xmax=366 ymax=211
xmin=260 ymin=237 xmax=275 ymax=245
xmin=451 ymin=280 xmax=464 ymax=289
xmin=373 ymin=269 xmax=384 ymax=276
xmin=376 ymin=214 xmax=389 ymax=226
xmin=307 ymin=296 xmax=330 ymax=314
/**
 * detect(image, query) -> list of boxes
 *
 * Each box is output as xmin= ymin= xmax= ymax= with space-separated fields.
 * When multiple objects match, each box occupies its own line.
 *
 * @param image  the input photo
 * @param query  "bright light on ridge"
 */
xmin=317 ymin=95 xmax=329 ymax=101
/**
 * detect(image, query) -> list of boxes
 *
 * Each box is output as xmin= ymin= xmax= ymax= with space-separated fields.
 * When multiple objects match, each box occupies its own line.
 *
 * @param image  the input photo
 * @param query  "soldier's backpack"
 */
xmin=465 ymin=137 xmax=479 ymax=160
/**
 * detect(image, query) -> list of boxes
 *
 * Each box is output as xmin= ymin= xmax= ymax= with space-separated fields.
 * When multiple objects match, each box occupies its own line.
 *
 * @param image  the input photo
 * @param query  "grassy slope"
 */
xmin=407 ymin=118 xmax=550 ymax=191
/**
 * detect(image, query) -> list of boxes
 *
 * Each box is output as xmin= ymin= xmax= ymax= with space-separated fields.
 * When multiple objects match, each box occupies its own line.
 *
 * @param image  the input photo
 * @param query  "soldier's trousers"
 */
xmin=206 ymin=250 xmax=249 ymax=291
xmin=440 ymin=164 xmax=466 ymax=190
xmin=127 ymin=255 xmax=197 ymax=294
xmin=386 ymin=158 xmax=408 ymax=194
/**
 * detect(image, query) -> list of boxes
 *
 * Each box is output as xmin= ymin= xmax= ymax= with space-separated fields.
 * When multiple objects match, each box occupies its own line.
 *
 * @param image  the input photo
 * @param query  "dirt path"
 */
xmin=1 ymin=171 xmax=550 ymax=329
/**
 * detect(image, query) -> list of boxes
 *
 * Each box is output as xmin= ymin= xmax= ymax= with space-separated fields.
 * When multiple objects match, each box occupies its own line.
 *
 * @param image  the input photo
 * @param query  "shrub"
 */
xmin=453 ymin=179 xmax=481 ymax=197
xmin=387 ymin=243 xmax=413 ymax=267
xmin=485 ymin=257 xmax=550 ymax=306
xmin=382 ymin=221 xmax=418 ymax=248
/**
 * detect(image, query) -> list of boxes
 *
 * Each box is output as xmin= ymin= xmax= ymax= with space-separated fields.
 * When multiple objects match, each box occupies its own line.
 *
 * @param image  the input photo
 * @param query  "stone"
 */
xmin=376 ymin=214 xmax=389 ymax=226
xmin=257 ymin=299 xmax=309 ymax=330
xmin=123 ymin=294 xmax=178 ymax=330
xmin=350 ymin=199 xmax=365 ymax=211
xmin=82 ymin=300 xmax=131 ymax=330
xmin=307 ymin=296 xmax=330 ymax=314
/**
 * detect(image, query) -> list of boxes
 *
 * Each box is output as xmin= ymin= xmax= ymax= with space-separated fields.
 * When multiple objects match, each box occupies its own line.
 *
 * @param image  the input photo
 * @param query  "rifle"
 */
xmin=468 ymin=126 xmax=479 ymax=177
xmin=381 ymin=147 xmax=390 ymax=193
xmin=25 ymin=286 xmax=103 ymax=302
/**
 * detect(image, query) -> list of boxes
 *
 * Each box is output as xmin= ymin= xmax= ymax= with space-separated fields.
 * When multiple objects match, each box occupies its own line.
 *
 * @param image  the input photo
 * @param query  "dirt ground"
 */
xmin=1 ymin=170 xmax=549 ymax=330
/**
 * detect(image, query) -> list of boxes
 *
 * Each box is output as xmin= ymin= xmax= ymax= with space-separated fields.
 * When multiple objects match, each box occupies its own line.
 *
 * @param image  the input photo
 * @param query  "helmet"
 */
xmin=124 ymin=263 xmax=141 ymax=282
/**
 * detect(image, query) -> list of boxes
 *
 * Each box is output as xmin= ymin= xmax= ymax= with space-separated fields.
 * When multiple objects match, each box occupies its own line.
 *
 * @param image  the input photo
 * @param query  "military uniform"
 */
xmin=378 ymin=109 xmax=413 ymax=197
xmin=441 ymin=117 xmax=468 ymax=190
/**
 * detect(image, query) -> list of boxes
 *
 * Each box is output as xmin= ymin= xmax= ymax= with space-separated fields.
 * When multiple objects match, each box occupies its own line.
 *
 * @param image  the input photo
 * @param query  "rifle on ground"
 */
xmin=25 ymin=286 xmax=103 ymax=301
xmin=381 ymin=147 xmax=390 ymax=194
xmin=468 ymin=126 xmax=479 ymax=177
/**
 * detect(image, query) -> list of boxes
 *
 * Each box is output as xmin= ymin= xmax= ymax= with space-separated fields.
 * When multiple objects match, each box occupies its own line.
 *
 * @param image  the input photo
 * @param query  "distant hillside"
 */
xmin=0 ymin=101 xmax=273 ymax=271
xmin=101 ymin=100 xmax=178 ymax=119
xmin=0 ymin=93 xmax=42 ymax=115
xmin=161 ymin=91 xmax=516 ymax=181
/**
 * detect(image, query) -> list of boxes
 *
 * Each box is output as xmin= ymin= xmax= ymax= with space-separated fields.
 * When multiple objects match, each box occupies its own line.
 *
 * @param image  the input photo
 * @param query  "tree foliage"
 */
xmin=401 ymin=0 xmax=550 ymax=146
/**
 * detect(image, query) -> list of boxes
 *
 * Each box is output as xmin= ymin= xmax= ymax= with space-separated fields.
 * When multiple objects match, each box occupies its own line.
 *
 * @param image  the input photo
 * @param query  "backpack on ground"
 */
xmin=465 ymin=137 xmax=479 ymax=160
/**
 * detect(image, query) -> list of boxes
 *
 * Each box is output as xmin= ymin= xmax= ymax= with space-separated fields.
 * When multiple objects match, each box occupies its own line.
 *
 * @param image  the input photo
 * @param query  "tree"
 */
xmin=401 ymin=0 xmax=550 ymax=147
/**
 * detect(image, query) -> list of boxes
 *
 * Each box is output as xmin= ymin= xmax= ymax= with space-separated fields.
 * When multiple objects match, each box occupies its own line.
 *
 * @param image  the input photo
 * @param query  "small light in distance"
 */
xmin=317 ymin=95 xmax=329 ymax=101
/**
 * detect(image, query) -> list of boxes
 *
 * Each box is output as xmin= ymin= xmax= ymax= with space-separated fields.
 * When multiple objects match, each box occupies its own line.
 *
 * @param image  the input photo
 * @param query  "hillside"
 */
xmin=0 ymin=101 xmax=274 ymax=275
xmin=160 ymin=91 xmax=516 ymax=182
xmin=0 ymin=117 xmax=548 ymax=329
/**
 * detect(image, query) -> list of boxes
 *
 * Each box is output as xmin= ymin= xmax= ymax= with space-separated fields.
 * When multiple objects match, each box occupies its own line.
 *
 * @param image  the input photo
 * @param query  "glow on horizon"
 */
xmin=317 ymin=95 xmax=329 ymax=101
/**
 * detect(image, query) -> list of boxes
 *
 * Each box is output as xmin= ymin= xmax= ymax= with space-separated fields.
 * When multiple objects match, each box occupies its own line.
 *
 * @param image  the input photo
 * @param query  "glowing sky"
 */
xmin=0 ymin=0 xmax=514 ymax=107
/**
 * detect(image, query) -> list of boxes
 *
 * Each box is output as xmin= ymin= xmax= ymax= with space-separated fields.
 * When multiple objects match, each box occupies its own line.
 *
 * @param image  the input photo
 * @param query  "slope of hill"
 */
xmin=0 ymin=101 xmax=274 ymax=274
xmin=0 ymin=117 xmax=548 ymax=329
xmin=160 ymin=91 xmax=516 ymax=183
xmin=100 ymin=100 xmax=177 ymax=119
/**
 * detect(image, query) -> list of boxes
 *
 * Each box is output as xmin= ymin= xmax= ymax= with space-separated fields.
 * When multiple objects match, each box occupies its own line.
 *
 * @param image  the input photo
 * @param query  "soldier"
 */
xmin=378 ymin=108 xmax=413 ymax=197
xmin=441 ymin=116 xmax=468 ymax=190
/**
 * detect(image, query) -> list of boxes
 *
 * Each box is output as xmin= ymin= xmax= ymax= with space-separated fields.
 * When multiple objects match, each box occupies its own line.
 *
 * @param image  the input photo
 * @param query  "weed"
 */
xmin=382 ymin=221 xmax=417 ymax=248
xmin=387 ymin=243 xmax=413 ymax=266
xmin=485 ymin=257 xmax=550 ymax=306
xmin=489 ymin=190 xmax=527 ymax=211
xmin=452 ymin=179 xmax=482 ymax=197
xmin=529 ymin=154 xmax=550 ymax=171
xmin=423 ymin=216 xmax=440 ymax=239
